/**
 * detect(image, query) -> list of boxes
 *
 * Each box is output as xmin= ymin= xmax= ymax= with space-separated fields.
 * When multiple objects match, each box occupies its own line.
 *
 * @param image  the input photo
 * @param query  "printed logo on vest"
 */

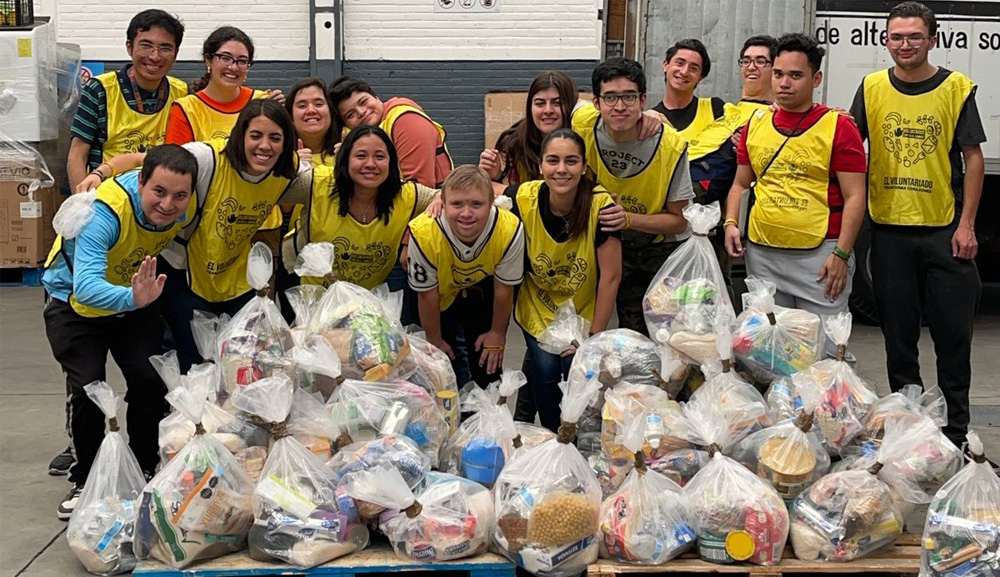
xmin=121 ymin=130 xmax=160 ymax=154
xmin=113 ymin=247 xmax=148 ymax=282
xmin=531 ymin=252 xmax=589 ymax=300
xmin=880 ymin=112 xmax=942 ymax=169
xmin=215 ymin=197 xmax=270 ymax=250
xmin=331 ymin=236 xmax=392 ymax=283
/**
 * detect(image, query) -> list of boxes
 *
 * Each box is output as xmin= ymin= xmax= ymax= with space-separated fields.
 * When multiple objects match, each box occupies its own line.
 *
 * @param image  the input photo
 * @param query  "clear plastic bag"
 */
xmin=440 ymin=371 xmax=523 ymax=485
xmin=214 ymin=244 xmax=294 ymax=407
xmin=920 ymin=430 xmax=1000 ymax=577
xmin=230 ymin=376 xmax=367 ymax=568
xmin=789 ymin=415 xmax=939 ymax=562
xmin=53 ymin=190 xmax=98 ymax=239
xmin=135 ymin=376 xmax=255 ymax=568
xmin=683 ymin=394 xmax=789 ymax=566
xmin=492 ymin=377 xmax=604 ymax=577
xmin=289 ymin=334 xmax=344 ymax=401
xmin=598 ymin=405 xmax=695 ymax=564
xmin=643 ymin=202 xmax=736 ymax=365
xmin=326 ymin=435 xmax=431 ymax=519
xmin=732 ymin=277 xmax=822 ymax=383
xmin=399 ymin=328 xmax=459 ymax=400
xmin=67 ymin=382 xmax=146 ymax=575
xmin=726 ymin=384 xmax=831 ymax=503
xmin=538 ymin=301 xmax=590 ymax=356
xmin=324 ymin=378 xmax=449 ymax=465
xmin=287 ymin=388 xmax=340 ymax=461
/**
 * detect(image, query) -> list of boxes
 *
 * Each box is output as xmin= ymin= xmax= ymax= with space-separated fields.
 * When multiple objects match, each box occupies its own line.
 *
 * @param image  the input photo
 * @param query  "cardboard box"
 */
xmin=483 ymin=91 xmax=594 ymax=151
xmin=0 ymin=172 xmax=58 ymax=268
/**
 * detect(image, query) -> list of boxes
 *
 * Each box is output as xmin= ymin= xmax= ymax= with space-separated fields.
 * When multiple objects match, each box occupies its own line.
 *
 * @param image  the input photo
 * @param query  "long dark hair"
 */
xmin=191 ymin=26 xmax=255 ymax=93
xmin=495 ymin=71 xmax=578 ymax=184
xmin=287 ymin=77 xmax=339 ymax=161
xmin=541 ymin=128 xmax=596 ymax=240
xmin=225 ymin=99 xmax=298 ymax=180
xmin=333 ymin=125 xmax=403 ymax=225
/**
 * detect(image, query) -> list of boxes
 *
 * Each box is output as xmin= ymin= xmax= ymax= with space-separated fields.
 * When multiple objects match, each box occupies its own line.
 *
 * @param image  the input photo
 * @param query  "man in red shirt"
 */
xmin=724 ymin=34 xmax=867 ymax=345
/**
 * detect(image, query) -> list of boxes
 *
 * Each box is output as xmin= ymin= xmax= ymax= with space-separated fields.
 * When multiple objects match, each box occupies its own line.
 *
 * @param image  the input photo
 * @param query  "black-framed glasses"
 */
xmin=887 ymin=33 xmax=930 ymax=46
xmin=738 ymin=57 xmax=772 ymax=68
xmin=213 ymin=53 xmax=252 ymax=69
xmin=132 ymin=41 xmax=176 ymax=57
xmin=599 ymin=92 xmax=640 ymax=106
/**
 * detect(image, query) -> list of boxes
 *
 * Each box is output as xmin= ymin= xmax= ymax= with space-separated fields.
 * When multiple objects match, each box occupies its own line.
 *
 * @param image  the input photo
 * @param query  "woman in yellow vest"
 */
xmin=503 ymin=129 xmax=622 ymax=432
xmin=287 ymin=77 xmax=339 ymax=169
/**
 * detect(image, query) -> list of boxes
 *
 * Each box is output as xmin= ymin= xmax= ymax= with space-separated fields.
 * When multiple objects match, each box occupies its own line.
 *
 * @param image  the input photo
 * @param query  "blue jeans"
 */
xmin=522 ymin=330 xmax=573 ymax=433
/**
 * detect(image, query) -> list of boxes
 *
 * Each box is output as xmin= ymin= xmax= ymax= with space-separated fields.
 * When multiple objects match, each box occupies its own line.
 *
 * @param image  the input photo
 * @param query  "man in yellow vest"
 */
xmin=329 ymin=76 xmax=453 ymax=188
xmin=572 ymin=58 xmax=693 ymax=335
xmin=407 ymin=166 xmax=525 ymax=389
xmin=849 ymin=1 xmax=986 ymax=449
xmin=652 ymin=39 xmax=727 ymax=145
xmin=67 ymin=10 xmax=188 ymax=191
xmin=42 ymin=145 xmax=197 ymax=519
xmin=724 ymin=34 xmax=867 ymax=345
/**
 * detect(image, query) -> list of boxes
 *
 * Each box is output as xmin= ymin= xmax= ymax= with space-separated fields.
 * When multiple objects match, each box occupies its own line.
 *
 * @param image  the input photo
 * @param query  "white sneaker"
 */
xmin=56 ymin=484 xmax=83 ymax=520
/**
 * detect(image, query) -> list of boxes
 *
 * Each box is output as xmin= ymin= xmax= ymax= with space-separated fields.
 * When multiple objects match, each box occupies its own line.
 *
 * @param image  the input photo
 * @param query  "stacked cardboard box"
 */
xmin=0 ymin=156 xmax=59 ymax=268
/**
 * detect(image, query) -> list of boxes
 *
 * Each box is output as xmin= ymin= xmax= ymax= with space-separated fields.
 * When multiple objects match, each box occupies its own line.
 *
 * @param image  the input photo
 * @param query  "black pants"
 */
xmin=44 ymin=299 xmax=168 ymax=484
xmin=440 ymin=281 xmax=501 ymax=389
xmin=871 ymin=223 xmax=981 ymax=446
xmin=617 ymin=238 xmax=684 ymax=335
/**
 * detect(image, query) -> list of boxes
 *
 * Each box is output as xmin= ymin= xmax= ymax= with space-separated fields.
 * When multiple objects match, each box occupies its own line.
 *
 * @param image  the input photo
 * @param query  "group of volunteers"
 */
xmin=42 ymin=0 xmax=986 ymax=523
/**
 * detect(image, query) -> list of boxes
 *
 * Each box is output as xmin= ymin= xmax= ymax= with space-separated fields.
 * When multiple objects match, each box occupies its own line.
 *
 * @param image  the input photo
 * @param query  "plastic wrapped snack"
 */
xmin=289 ymin=335 xmax=344 ymax=401
xmin=599 ymin=407 xmax=695 ymax=564
xmin=538 ymin=301 xmax=590 ymax=356
xmin=683 ymin=395 xmax=789 ymax=566
xmin=921 ymin=430 xmax=1000 ymax=577
xmin=326 ymin=435 xmax=431 ymax=520
xmin=492 ymin=378 xmax=603 ymax=577
xmin=229 ymin=376 xmax=367 ymax=568
xmin=726 ymin=384 xmax=831 ymax=503
xmin=643 ymin=202 xmax=736 ymax=365
xmin=732 ymin=277 xmax=821 ymax=383
xmin=135 ymin=379 xmax=255 ymax=568
xmin=67 ymin=382 xmax=146 ymax=575
xmin=440 ymin=371 xmax=524 ymax=486
xmin=789 ymin=415 xmax=938 ymax=562
xmin=646 ymin=448 xmax=710 ymax=488
xmin=324 ymin=378 xmax=449 ymax=465
xmin=214 ymin=243 xmax=295 ymax=407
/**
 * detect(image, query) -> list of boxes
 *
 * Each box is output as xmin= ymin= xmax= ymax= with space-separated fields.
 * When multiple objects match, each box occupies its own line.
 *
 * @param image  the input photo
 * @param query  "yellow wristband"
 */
xmin=724 ymin=218 xmax=738 ymax=228
xmin=624 ymin=212 xmax=632 ymax=230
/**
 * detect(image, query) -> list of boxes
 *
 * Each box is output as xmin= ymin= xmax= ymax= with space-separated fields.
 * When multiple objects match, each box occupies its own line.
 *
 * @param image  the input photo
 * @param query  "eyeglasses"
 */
xmin=887 ymin=34 xmax=930 ymax=46
xmin=213 ymin=53 xmax=252 ymax=69
xmin=133 ymin=41 xmax=176 ymax=57
xmin=738 ymin=57 xmax=772 ymax=68
xmin=599 ymin=92 xmax=640 ymax=106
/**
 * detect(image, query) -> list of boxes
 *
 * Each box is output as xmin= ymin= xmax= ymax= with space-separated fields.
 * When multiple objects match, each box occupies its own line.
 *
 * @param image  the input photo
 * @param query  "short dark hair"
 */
xmin=888 ymin=1 xmax=937 ymax=36
xmin=665 ymin=38 xmax=712 ymax=78
xmin=591 ymin=57 xmax=646 ymax=96
xmin=141 ymin=144 xmax=198 ymax=192
xmin=327 ymin=76 xmax=379 ymax=134
xmin=333 ymin=125 xmax=404 ymax=225
xmin=287 ymin=77 xmax=340 ymax=160
xmin=225 ymin=99 xmax=299 ymax=180
xmin=775 ymin=33 xmax=825 ymax=74
xmin=126 ymin=9 xmax=184 ymax=49
xmin=740 ymin=35 xmax=777 ymax=62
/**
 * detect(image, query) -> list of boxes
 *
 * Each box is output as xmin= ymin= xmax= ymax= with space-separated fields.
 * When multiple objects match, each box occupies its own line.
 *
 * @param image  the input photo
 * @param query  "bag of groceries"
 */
xmin=214 ymin=243 xmax=295 ymax=407
xmin=228 ymin=376 xmax=367 ymax=567
xmin=399 ymin=328 xmax=459 ymax=402
xmin=326 ymin=435 xmax=431 ymax=520
xmin=493 ymin=377 xmax=603 ymax=577
xmin=732 ymin=277 xmax=821 ymax=383
xmin=643 ymin=202 xmax=735 ymax=365
xmin=286 ymin=388 xmax=340 ymax=461
xmin=135 ymin=378 xmax=255 ymax=567
xmin=440 ymin=371 xmax=524 ymax=486
xmin=342 ymin=465 xmax=494 ymax=561
xmin=538 ymin=301 xmax=590 ymax=356
xmin=921 ymin=429 xmax=1000 ymax=577
xmin=286 ymin=242 xmax=337 ymax=330
xmin=598 ymin=405 xmax=695 ymax=564
xmin=727 ymin=383 xmax=830 ymax=503
xmin=789 ymin=414 xmax=938 ymax=562
xmin=67 ymin=382 xmax=146 ymax=575
xmin=683 ymin=394 xmax=789 ymax=566
xmin=288 ymin=334 xmax=344 ymax=401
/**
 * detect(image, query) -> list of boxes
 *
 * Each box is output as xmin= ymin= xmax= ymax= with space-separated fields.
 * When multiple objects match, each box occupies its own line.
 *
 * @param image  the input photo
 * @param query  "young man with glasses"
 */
xmin=55 ymin=9 xmax=186 ymax=478
xmin=724 ymin=34 xmax=867 ymax=354
xmin=572 ymin=57 xmax=693 ymax=335
xmin=652 ymin=39 xmax=727 ymax=141
xmin=848 ymin=1 xmax=986 ymax=450
xmin=68 ymin=9 xmax=187 ymax=191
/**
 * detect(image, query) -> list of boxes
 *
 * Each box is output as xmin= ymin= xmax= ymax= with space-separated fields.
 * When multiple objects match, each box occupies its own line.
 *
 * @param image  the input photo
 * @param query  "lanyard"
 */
xmin=125 ymin=67 xmax=168 ymax=114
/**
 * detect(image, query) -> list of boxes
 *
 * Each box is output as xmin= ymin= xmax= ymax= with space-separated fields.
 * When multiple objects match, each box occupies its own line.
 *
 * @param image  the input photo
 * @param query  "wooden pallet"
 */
xmin=0 ymin=266 xmax=43 ymax=287
xmin=588 ymin=534 xmax=921 ymax=576
xmin=133 ymin=542 xmax=515 ymax=577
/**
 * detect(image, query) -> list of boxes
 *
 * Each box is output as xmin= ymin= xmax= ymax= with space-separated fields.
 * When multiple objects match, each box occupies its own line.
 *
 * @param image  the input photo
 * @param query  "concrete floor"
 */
xmin=1 ymin=285 xmax=998 ymax=576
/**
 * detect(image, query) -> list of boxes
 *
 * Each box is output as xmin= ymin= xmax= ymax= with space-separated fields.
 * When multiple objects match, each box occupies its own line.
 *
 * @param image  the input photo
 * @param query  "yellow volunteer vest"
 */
xmin=97 ymin=73 xmax=188 ymax=161
xmin=689 ymin=100 xmax=770 ymax=160
xmin=513 ymin=181 xmax=610 ymax=338
xmin=45 ymin=173 xmax=195 ymax=317
xmin=408 ymin=209 xmax=521 ymax=310
xmin=174 ymin=89 xmax=268 ymax=142
xmin=674 ymin=97 xmax=718 ymax=142
xmin=302 ymin=166 xmax=418 ymax=289
xmin=863 ymin=70 xmax=974 ymax=226
xmin=746 ymin=109 xmax=838 ymax=249
xmin=287 ymin=152 xmax=337 ymax=237
xmin=185 ymin=139 xmax=292 ymax=301
xmin=381 ymin=103 xmax=454 ymax=182
xmin=573 ymin=105 xmax=686 ymax=240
